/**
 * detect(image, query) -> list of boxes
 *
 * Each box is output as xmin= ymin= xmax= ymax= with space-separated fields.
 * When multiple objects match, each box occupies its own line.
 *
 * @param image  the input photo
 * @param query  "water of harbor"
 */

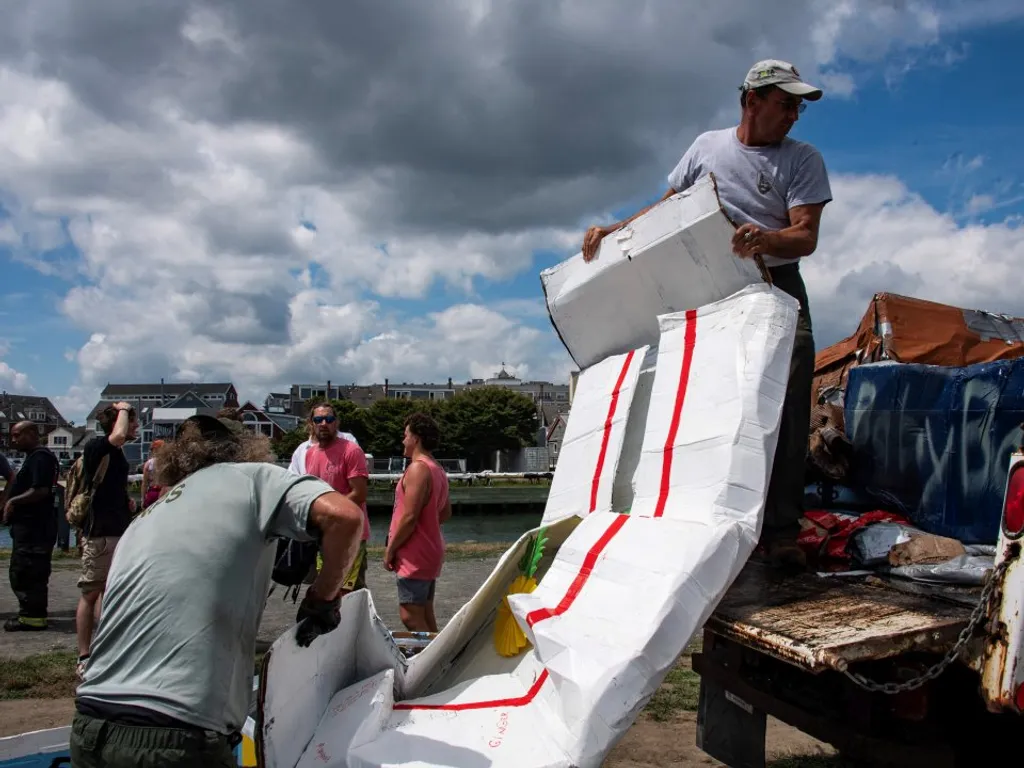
xmin=0 ymin=508 xmax=543 ymax=549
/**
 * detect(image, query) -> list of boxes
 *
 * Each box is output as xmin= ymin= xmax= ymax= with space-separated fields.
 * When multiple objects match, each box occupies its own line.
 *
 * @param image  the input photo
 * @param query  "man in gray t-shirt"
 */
xmin=582 ymin=59 xmax=831 ymax=571
xmin=70 ymin=414 xmax=366 ymax=768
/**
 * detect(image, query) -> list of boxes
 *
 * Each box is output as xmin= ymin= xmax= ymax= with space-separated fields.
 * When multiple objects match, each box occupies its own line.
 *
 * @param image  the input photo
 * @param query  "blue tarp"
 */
xmin=845 ymin=359 xmax=1024 ymax=544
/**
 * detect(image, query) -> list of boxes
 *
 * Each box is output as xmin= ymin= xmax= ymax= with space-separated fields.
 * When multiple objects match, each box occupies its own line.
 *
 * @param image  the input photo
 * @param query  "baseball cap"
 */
xmin=742 ymin=59 xmax=822 ymax=101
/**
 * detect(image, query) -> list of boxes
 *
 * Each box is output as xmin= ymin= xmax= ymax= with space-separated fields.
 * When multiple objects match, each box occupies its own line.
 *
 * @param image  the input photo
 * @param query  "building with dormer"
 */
xmin=0 ymin=392 xmax=69 ymax=453
xmin=85 ymin=381 xmax=239 ymax=467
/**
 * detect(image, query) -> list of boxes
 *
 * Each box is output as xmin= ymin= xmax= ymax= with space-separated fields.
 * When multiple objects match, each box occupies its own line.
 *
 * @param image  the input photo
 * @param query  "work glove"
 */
xmin=295 ymin=590 xmax=341 ymax=648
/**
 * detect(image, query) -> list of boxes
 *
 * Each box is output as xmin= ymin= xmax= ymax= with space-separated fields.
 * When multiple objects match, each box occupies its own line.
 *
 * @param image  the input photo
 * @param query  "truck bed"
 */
xmin=706 ymin=560 xmax=979 ymax=673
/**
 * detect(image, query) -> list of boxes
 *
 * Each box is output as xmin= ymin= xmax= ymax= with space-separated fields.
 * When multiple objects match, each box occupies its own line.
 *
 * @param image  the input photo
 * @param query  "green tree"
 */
xmin=271 ymin=427 xmax=308 ymax=463
xmin=363 ymin=398 xmax=421 ymax=458
xmin=327 ymin=399 xmax=369 ymax=446
xmin=442 ymin=387 xmax=539 ymax=470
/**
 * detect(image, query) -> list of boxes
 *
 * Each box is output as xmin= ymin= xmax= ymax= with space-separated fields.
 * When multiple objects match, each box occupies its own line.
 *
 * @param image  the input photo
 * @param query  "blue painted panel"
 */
xmin=845 ymin=359 xmax=1024 ymax=544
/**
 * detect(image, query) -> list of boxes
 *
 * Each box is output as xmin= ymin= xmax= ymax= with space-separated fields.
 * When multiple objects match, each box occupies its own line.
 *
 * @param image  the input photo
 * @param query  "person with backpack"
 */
xmin=287 ymin=402 xmax=370 ymax=595
xmin=70 ymin=413 xmax=363 ymax=767
xmin=72 ymin=402 xmax=137 ymax=679
xmin=2 ymin=421 xmax=59 ymax=631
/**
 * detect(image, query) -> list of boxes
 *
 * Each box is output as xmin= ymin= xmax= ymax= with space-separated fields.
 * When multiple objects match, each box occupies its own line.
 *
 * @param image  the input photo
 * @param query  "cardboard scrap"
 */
xmin=888 ymin=534 xmax=967 ymax=567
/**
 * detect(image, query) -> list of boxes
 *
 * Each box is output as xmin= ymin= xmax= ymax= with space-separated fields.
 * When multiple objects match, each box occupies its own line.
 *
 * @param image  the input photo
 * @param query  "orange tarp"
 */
xmin=812 ymin=293 xmax=1024 ymax=404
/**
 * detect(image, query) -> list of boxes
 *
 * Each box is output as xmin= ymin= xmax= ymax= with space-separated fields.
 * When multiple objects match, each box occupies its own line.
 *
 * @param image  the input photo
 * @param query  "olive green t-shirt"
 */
xmin=76 ymin=462 xmax=333 ymax=734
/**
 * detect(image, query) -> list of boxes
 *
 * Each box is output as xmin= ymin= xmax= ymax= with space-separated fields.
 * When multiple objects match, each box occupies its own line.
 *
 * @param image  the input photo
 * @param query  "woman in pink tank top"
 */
xmin=385 ymin=413 xmax=452 ymax=632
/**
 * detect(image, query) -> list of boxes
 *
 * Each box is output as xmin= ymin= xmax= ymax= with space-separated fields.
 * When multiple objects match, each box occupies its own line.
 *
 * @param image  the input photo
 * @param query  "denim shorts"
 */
xmin=396 ymin=577 xmax=436 ymax=606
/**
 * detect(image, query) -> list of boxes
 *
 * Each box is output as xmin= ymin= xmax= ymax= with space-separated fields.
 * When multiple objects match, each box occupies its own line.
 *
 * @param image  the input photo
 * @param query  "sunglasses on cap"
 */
xmin=312 ymin=415 xmax=336 ymax=425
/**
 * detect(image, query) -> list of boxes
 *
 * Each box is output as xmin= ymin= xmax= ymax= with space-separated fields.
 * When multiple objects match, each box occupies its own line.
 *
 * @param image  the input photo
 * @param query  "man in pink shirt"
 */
xmin=385 ymin=413 xmax=452 ymax=632
xmin=303 ymin=403 xmax=371 ymax=594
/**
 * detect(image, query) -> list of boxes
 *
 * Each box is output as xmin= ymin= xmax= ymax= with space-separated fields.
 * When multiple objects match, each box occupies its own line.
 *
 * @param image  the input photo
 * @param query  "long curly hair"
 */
xmin=155 ymin=424 xmax=274 ymax=487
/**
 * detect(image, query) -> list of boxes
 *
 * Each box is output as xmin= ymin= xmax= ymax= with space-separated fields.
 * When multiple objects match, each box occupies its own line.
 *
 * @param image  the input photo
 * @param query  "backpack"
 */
xmin=65 ymin=453 xmax=109 ymax=528
xmin=269 ymin=538 xmax=319 ymax=601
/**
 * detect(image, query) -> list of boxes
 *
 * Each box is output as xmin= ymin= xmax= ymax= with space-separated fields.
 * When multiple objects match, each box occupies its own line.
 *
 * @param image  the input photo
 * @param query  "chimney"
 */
xmin=447 ymin=376 xmax=453 ymax=390
xmin=326 ymin=379 xmax=331 ymax=401
xmin=384 ymin=378 xmax=389 ymax=397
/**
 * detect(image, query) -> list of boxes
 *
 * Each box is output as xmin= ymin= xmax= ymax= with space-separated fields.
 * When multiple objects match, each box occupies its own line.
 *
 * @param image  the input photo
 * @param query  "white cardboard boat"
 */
xmin=253 ymin=176 xmax=800 ymax=767
xmin=0 ymin=175 xmax=797 ymax=767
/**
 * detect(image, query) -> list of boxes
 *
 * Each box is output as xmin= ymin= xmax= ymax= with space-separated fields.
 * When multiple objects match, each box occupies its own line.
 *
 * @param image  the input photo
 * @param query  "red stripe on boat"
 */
xmin=653 ymin=310 xmax=698 ymax=518
xmin=589 ymin=350 xmax=636 ymax=513
xmin=393 ymin=669 xmax=550 ymax=711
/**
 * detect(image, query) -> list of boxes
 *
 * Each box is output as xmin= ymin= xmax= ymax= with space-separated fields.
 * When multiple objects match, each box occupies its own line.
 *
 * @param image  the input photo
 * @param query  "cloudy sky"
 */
xmin=1 ymin=1 xmax=1023 ymax=421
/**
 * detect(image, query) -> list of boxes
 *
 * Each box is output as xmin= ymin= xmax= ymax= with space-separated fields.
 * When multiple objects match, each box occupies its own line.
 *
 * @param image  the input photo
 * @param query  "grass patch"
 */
xmin=0 ymin=548 xmax=79 ymax=560
xmin=367 ymin=542 xmax=511 ymax=562
xmin=0 ymin=652 xmax=79 ymax=700
xmin=643 ymin=657 xmax=701 ymax=721
xmin=0 ymin=548 xmax=82 ymax=570
xmin=768 ymin=757 xmax=849 ymax=768
xmin=0 ymin=651 xmax=267 ymax=701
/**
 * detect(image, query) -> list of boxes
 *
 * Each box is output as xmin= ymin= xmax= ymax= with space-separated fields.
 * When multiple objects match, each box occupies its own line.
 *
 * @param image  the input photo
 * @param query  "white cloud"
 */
xmin=0 ymin=361 xmax=33 ymax=393
xmin=818 ymin=71 xmax=856 ymax=99
xmin=0 ymin=1 xmax=1020 ymax=422
xmin=805 ymin=174 xmax=1024 ymax=346
xmin=965 ymin=194 xmax=995 ymax=215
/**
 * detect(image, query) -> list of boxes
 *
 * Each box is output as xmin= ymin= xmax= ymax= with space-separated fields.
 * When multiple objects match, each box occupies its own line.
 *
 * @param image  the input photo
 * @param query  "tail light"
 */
xmin=1004 ymin=465 xmax=1024 ymax=538
xmin=1017 ymin=682 xmax=1024 ymax=713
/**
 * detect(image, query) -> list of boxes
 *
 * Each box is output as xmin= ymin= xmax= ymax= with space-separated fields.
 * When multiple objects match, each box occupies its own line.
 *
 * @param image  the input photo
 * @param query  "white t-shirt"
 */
xmin=668 ymin=127 xmax=832 ymax=268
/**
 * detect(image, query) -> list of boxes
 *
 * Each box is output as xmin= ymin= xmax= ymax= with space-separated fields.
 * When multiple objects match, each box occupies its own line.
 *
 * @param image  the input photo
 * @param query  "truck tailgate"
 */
xmin=707 ymin=560 xmax=976 ymax=673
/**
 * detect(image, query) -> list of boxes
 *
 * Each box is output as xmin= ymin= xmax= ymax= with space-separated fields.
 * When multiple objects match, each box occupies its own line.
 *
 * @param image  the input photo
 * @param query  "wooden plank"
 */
xmin=707 ymin=560 xmax=976 ymax=672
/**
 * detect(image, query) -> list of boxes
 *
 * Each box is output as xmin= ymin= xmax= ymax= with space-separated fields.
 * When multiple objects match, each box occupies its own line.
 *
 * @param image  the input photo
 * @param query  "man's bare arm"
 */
xmin=307 ymin=491 xmax=364 ymax=601
xmin=108 ymin=403 xmax=133 ymax=448
xmin=582 ymin=188 xmax=677 ymax=262
xmin=346 ymin=476 xmax=368 ymax=508
xmin=732 ymin=203 xmax=826 ymax=261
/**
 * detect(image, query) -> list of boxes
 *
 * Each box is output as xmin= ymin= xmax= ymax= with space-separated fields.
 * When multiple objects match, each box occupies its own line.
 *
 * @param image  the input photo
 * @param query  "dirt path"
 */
xmin=0 ymin=701 xmax=834 ymax=766
xmin=605 ymin=713 xmax=835 ymax=767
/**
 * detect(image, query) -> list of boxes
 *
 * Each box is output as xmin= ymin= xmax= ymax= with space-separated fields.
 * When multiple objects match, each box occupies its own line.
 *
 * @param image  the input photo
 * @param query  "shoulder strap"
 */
xmin=93 ymin=454 xmax=110 ymax=487
xmin=83 ymin=451 xmax=110 ymax=493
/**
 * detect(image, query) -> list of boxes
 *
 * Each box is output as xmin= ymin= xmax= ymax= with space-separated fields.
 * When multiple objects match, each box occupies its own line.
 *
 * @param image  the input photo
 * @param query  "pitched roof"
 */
xmin=161 ymin=391 xmax=216 ymax=410
xmin=100 ymin=382 xmax=234 ymax=397
xmin=0 ymin=394 xmax=67 ymax=425
xmin=85 ymin=401 xmax=116 ymax=422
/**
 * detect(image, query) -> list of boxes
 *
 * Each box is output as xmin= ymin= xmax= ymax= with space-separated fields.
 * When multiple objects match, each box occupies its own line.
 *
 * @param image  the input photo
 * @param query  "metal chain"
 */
xmin=843 ymin=558 xmax=1010 ymax=695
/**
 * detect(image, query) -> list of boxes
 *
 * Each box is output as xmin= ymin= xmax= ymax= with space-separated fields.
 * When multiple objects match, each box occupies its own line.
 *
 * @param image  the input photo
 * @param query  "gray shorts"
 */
xmin=397 ymin=577 xmax=436 ymax=606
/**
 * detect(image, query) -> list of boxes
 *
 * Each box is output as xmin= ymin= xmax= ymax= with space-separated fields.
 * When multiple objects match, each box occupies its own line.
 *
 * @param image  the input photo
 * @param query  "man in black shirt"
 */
xmin=0 ymin=452 xmax=14 ymax=508
xmin=2 ymin=422 xmax=59 ymax=631
xmin=76 ymin=402 xmax=137 ymax=674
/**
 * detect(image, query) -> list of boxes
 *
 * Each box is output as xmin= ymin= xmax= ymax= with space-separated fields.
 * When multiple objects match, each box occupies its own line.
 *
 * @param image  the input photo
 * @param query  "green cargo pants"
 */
xmin=70 ymin=711 xmax=237 ymax=768
xmin=762 ymin=263 xmax=815 ymax=543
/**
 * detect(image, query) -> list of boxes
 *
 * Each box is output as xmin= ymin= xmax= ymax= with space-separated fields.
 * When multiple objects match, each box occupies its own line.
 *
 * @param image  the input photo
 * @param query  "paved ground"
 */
xmin=0 ymin=556 xmax=500 ymax=659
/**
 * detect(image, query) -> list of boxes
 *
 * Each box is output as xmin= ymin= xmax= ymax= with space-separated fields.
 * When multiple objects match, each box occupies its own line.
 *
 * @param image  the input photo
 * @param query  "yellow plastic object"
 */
xmin=494 ymin=574 xmax=538 ymax=657
xmin=238 ymin=734 xmax=257 ymax=766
